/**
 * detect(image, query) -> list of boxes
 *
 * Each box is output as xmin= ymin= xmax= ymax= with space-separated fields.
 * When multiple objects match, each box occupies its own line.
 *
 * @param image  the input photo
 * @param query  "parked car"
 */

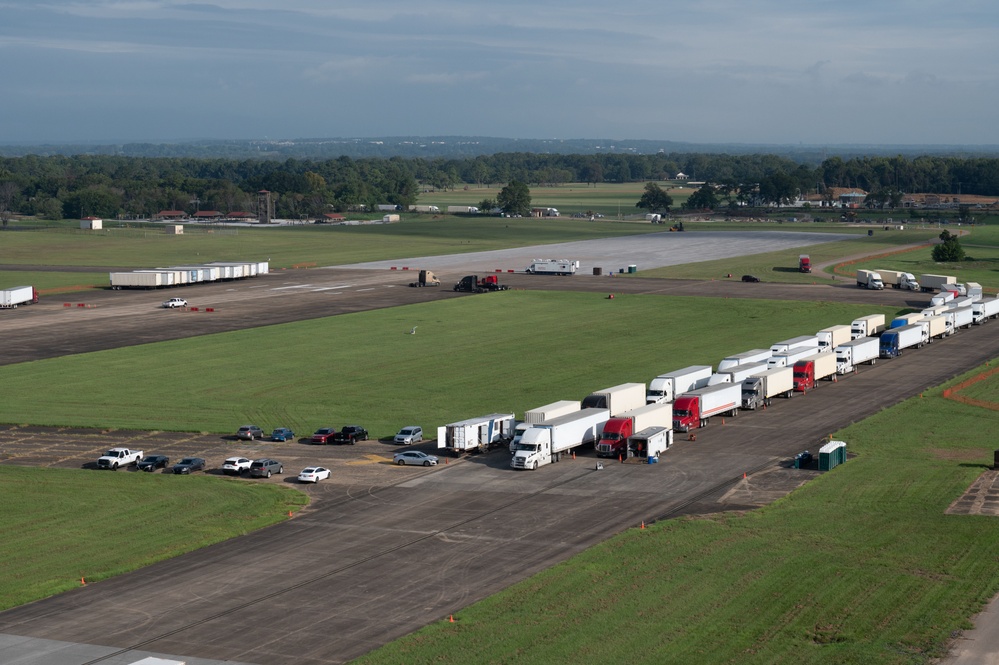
xmin=172 ymin=457 xmax=206 ymax=474
xmin=136 ymin=454 xmax=170 ymax=472
xmin=794 ymin=450 xmax=813 ymax=468
xmin=222 ymin=456 xmax=252 ymax=475
xmin=393 ymin=451 xmax=439 ymax=467
xmin=249 ymin=458 xmax=284 ymax=478
xmin=741 ymin=275 xmax=761 ymax=283
xmin=162 ymin=297 xmax=188 ymax=308
xmin=310 ymin=427 xmax=337 ymax=444
xmin=334 ymin=425 xmax=368 ymax=445
xmin=394 ymin=426 xmax=423 ymax=445
xmin=298 ymin=466 xmax=331 ymax=483
xmin=236 ymin=425 xmax=264 ymax=440
xmin=270 ymin=427 xmax=295 ymax=442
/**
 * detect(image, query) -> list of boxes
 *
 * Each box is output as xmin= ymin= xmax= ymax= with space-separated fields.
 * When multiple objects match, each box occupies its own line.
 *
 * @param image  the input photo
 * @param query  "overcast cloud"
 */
xmin=1 ymin=0 xmax=997 ymax=144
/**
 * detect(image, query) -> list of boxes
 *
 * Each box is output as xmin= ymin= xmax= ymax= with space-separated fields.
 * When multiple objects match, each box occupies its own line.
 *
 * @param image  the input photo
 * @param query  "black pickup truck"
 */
xmin=334 ymin=425 xmax=368 ymax=445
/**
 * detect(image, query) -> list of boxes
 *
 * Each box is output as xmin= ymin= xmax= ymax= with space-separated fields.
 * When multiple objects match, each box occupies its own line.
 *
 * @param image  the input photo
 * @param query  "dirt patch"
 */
xmin=930 ymin=448 xmax=995 ymax=462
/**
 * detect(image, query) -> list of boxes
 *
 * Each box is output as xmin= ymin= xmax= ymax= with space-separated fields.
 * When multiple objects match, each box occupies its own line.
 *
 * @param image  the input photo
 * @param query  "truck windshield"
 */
xmin=602 ymin=432 xmax=622 ymax=442
xmin=673 ymin=409 xmax=690 ymax=417
xmin=793 ymin=371 xmax=807 ymax=378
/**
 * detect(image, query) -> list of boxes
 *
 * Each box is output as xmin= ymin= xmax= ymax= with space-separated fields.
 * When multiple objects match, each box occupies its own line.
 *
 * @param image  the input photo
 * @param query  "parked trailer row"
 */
xmin=109 ymin=260 xmax=269 ymax=289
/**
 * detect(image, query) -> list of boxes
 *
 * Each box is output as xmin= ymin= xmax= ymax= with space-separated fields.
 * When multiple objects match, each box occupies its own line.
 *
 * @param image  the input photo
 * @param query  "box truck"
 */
xmin=856 ymin=269 xmax=884 ymax=290
xmin=946 ymin=306 xmax=974 ymax=331
xmin=792 ymin=353 xmax=837 ymax=392
xmin=877 ymin=270 xmax=920 ymax=290
xmin=525 ymin=259 xmax=578 ymax=275
xmin=511 ymin=409 xmax=609 ymax=470
xmin=965 ymin=282 xmax=983 ymax=301
xmin=717 ymin=349 xmax=772 ymax=372
xmin=921 ymin=315 xmax=950 ymax=340
xmin=767 ymin=346 xmax=817 ymax=369
xmin=583 ymin=383 xmax=646 ymax=415
xmin=438 ymin=413 xmax=515 ymax=454
xmin=646 ymin=367 xmax=712 ymax=404
xmin=890 ymin=313 xmax=924 ymax=329
xmin=596 ymin=402 xmax=673 ymax=458
xmin=742 ymin=366 xmax=794 ymax=410
xmin=879 ymin=324 xmax=927 ymax=359
xmin=851 ymin=314 xmax=886 ymax=339
xmin=835 ymin=337 xmax=880 ymax=374
xmin=707 ymin=361 xmax=769 ymax=386
xmin=628 ymin=426 xmax=673 ymax=461
xmin=920 ymin=274 xmax=957 ymax=293
xmin=817 ymin=325 xmax=851 ymax=352
xmin=0 ymin=286 xmax=39 ymax=308
xmin=973 ymin=298 xmax=999 ymax=324
xmin=672 ymin=383 xmax=741 ymax=432
xmin=510 ymin=400 xmax=581 ymax=451
xmin=446 ymin=205 xmax=479 ymax=214
xmin=770 ymin=335 xmax=820 ymax=355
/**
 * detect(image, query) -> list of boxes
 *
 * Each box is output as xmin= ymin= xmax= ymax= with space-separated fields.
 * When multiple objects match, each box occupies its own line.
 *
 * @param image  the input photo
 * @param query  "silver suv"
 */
xmin=394 ymin=426 xmax=423 ymax=445
xmin=236 ymin=425 xmax=264 ymax=440
xmin=249 ymin=458 xmax=283 ymax=478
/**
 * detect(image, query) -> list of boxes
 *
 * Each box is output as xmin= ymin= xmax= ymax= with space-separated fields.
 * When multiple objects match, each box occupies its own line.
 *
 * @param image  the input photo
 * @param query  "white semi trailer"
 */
xmin=646 ymin=366 xmax=712 ymax=404
xmin=438 ymin=413 xmax=516 ymax=454
xmin=835 ymin=337 xmax=880 ymax=374
xmin=511 ymin=408 xmax=609 ymax=470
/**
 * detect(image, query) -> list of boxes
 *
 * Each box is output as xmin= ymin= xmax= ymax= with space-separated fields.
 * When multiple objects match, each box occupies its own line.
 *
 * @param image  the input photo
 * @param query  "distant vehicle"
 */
xmin=172 ymin=457 xmax=206 ymax=474
xmin=798 ymin=255 xmax=811 ymax=273
xmin=298 ymin=466 xmax=331 ymax=483
xmin=741 ymin=275 xmax=760 ymax=283
xmin=162 ymin=297 xmax=188 ymax=308
xmin=249 ymin=458 xmax=283 ymax=478
xmin=334 ymin=425 xmax=368 ymax=445
xmin=394 ymin=451 xmax=439 ymax=467
xmin=394 ymin=426 xmax=424 ymax=445
xmin=96 ymin=447 xmax=143 ymax=470
xmin=310 ymin=427 xmax=337 ymax=444
xmin=409 ymin=270 xmax=441 ymax=287
xmin=453 ymin=275 xmax=509 ymax=293
xmin=136 ymin=455 xmax=170 ymax=472
xmin=236 ymin=425 xmax=263 ymax=440
xmin=270 ymin=427 xmax=295 ymax=442
xmin=794 ymin=450 xmax=813 ymax=467
xmin=222 ymin=457 xmax=252 ymax=475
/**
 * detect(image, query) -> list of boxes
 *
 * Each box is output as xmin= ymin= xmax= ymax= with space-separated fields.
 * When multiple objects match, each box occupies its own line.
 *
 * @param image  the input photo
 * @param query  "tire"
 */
xmin=423 ymin=461 xmax=431 ymax=467
xmin=532 ymin=461 xmax=538 ymax=470
xmin=278 ymin=467 xmax=283 ymax=474
xmin=112 ymin=463 xmax=119 ymax=470
xmin=266 ymin=470 xmax=272 ymax=478
xmin=397 ymin=459 xmax=406 ymax=466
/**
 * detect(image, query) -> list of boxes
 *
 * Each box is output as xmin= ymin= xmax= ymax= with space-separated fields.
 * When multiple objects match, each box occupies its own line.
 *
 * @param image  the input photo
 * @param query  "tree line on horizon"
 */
xmin=1 ymin=152 xmax=998 ymax=223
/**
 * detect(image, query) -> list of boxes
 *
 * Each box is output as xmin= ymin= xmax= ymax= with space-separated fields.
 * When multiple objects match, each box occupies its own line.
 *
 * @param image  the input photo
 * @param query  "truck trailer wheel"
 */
xmin=532 ymin=461 xmax=538 ymax=470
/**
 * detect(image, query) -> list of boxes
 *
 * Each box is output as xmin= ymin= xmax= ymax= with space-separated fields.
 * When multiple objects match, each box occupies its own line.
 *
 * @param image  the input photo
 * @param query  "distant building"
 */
xmin=322 ymin=213 xmax=345 ymax=222
xmin=674 ymin=172 xmax=689 ymax=180
xmin=193 ymin=210 xmax=224 ymax=221
xmin=80 ymin=216 xmax=102 ymax=230
xmin=153 ymin=210 xmax=187 ymax=220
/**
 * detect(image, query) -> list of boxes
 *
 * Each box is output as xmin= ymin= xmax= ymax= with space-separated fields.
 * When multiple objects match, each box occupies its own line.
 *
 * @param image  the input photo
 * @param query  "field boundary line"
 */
xmin=942 ymin=364 xmax=999 ymax=411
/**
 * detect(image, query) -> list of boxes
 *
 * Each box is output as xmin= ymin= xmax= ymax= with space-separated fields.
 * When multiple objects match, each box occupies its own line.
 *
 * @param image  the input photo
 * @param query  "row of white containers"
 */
xmin=109 ymin=261 xmax=269 ymax=289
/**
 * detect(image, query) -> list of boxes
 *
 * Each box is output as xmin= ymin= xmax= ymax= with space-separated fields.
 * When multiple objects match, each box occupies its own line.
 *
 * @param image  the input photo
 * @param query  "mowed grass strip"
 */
xmin=0 ymin=466 xmax=306 ymax=611
xmin=356 ymin=366 xmax=999 ymax=665
xmin=0 ymin=293 xmax=900 ymax=436
xmin=0 ymin=270 xmax=108 ymax=293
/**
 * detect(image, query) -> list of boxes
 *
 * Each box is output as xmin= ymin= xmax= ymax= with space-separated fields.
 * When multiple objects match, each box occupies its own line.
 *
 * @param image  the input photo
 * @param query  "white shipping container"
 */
xmin=717 ymin=349 xmax=772 ymax=371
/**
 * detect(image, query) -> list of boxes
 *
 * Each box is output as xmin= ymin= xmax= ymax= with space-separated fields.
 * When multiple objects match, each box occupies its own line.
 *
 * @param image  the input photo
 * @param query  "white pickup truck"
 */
xmin=96 ymin=447 xmax=144 ymax=470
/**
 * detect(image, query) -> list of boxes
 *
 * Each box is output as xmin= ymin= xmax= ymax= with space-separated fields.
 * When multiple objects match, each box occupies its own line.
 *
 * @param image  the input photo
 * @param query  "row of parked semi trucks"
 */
xmin=435 ymin=294 xmax=999 ymax=471
xmin=854 ymin=269 xmax=980 ymax=296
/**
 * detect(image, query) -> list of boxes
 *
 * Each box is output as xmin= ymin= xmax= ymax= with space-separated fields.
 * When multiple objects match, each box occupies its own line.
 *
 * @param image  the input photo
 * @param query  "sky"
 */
xmin=2 ymin=0 xmax=998 ymax=145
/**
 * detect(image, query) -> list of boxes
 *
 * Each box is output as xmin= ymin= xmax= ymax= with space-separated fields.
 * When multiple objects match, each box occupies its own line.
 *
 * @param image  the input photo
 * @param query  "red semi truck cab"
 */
xmin=671 ymin=396 xmax=700 ymax=432
xmin=792 ymin=360 xmax=815 ymax=392
xmin=595 ymin=417 xmax=634 ymax=457
xmin=799 ymin=255 xmax=811 ymax=273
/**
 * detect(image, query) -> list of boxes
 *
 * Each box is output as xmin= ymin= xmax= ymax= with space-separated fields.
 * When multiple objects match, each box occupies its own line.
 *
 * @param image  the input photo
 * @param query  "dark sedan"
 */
xmin=741 ymin=274 xmax=761 ymax=283
xmin=136 ymin=454 xmax=170 ymax=472
xmin=171 ymin=457 xmax=206 ymax=474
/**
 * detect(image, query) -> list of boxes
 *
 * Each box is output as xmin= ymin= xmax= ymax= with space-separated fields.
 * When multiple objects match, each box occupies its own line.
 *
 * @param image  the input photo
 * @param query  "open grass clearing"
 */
xmin=0 ymin=466 xmax=306 ymax=612
xmin=0 ymin=270 xmax=108 ymax=293
xmin=356 ymin=364 xmax=999 ymax=665
xmin=0 ymin=292 xmax=900 ymax=436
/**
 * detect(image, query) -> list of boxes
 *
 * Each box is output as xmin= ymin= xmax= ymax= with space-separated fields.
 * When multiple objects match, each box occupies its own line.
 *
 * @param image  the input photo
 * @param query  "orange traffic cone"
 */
xmin=449 ymin=614 xmax=455 ymax=623
xmin=641 ymin=521 xmax=645 ymax=530
xmin=743 ymin=472 xmax=747 ymax=479
xmin=81 ymin=577 xmax=86 ymax=586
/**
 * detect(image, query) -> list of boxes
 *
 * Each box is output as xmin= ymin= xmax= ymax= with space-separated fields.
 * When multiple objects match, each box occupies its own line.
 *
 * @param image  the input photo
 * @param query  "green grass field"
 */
xmin=0 ymin=466 xmax=306 ymax=611
xmin=356 ymin=365 xmax=999 ymax=665
xmin=0 ymin=270 xmax=108 ymax=292
xmin=0 ymin=293 xmax=900 ymax=436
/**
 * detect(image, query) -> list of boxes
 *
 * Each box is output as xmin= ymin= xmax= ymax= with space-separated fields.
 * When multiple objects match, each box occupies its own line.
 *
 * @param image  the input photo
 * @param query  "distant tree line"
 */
xmin=1 ymin=152 xmax=999 ymax=221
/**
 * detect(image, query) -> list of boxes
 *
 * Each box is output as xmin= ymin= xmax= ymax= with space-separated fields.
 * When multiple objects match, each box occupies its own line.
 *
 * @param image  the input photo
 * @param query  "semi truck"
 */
xmin=965 ymin=282 xmax=983 ymax=301
xmin=856 ymin=269 xmax=884 ymax=290
xmin=595 ymin=402 xmax=673 ymax=458
xmin=627 ymin=426 xmax=673 ymax=461
xmin=973 ymin=298 xmax=999 ymax=324
xmin=890 ymin=313 xmax=924 ymax=329
xmin=717 ymin=349 xmax=772 ymax=372
xmin=453 ymin=275 xmax=509 ymax=292
xmin=799 ymin=255 xmax=811 ymax=273
xmin=0 ymin=286 xmax=39 ymax=308
xmin=851 ymin=314 xmax=886 ymax=339
xmin=510 ymin=400 xmax=581 ymax=451
xmin=446 ymin=205 xmax=479 ymax=214
xmin=920 ymin=315 xmax=950 ymax=340
xmin=834 ymin=337 xmax=880 ymax=374
xmin=879 ymin=324 xmax=927 ymax=358
xmin=409 ymin=270 xmax=441 ymax=287
xmin=877 ymin=270 xmax=920 ymax=290
xmin=646 ymin=367 xmax=712 ymax=404
xmin=707 ymin=361 xmax=769 ymax=386
xmin=945 ymin=306 xmax=974 ymax=331
xmin=582 ymin=383 xmax=646 ymax=415
xmin=525 ymin=259 xmax=579 ymax=275
xmin=792 ymin=353 xmax=837 ymax=392
xmin=920 ymin=274 xmax=957 ymax=293
xmin=770 ymin=335 xmax=820 ymax=355
xmin=741 ymin=366 xmax=794 ymax=410
xmin=672 ymin=383 xmax=741 ymax=432
xmin=767 ymin=346 xmax=817 ymax=369
xmin=817 ymin=325 xmax=851 ymax=352
xmin=437 ymin=413 xmax=515 ymax=454
xmin=510 ymin=408 xmax=609 ymax=470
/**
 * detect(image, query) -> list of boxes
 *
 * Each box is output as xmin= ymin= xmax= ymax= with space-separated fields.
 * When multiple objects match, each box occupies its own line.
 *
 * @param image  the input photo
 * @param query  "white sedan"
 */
xmin=393 ymin=451 xmax=439 ymax=467
xmin=162 ymin=297 xmax=188 ymax=309
xmin=298 ymin=466 xmax=331 ymax=483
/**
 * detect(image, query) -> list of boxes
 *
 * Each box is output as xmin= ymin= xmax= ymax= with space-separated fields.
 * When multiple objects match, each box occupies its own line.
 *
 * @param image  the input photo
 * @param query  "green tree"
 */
xmin=932 ymin=229 xmax=966 ymax=262
xmin=478 ymin=197 xmax=497 ymax=212
xmin=684 ymin=183 xmax=719 ymax=210
xmin=497 ymin=180 xmax=531 ymax=216
xmin=635 ymin=182 xmax=673 ymax=213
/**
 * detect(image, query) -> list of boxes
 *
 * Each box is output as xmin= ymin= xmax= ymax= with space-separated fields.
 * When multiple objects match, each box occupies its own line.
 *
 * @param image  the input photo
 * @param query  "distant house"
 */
xmin=323 ymin=213 xmax=345 ymax=222
xmin=227 ymin=211 xmax=255 ymax=220
xmin=674 ymin=172 xmax=689 ymax=180
xmin=192 ymin=210 xmax=224 ymax=221
xmin=153 ymin=210 xmax=187 ymax=220
xmin=80 ymin=216 xmax=102 ymax=230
